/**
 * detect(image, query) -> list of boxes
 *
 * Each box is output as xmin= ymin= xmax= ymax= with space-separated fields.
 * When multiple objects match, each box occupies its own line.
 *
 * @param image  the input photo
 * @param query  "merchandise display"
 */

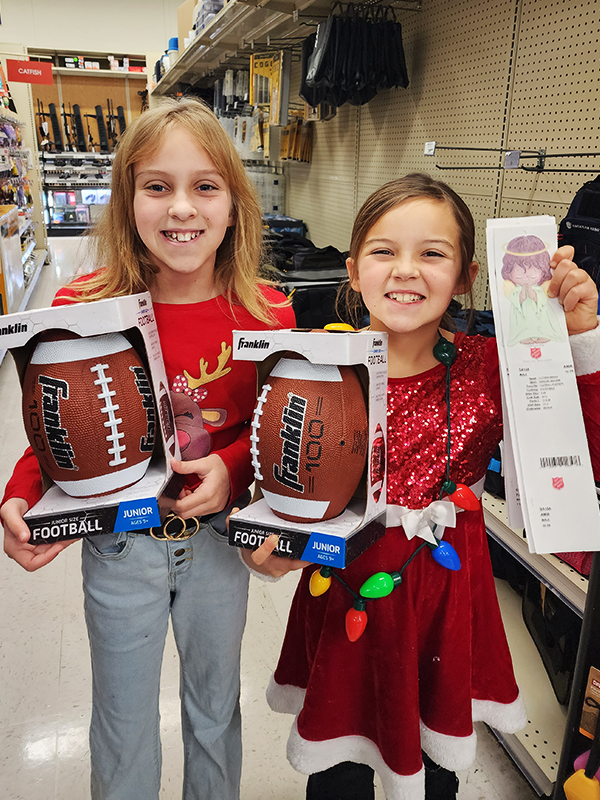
xmin=40 ymin=151 xmax=113 ymax=235
xmin=252 ymin=355 xmax=368 ymax=523
xmin=564 ymin=715 xmax=600 ymax=799
xmin=229 ymin=328 xmax=387 ymax=567
xmin=0 ymin=109 xmax=45 ymax=318
xmin=300 ymin=4 xmax=409 ymax=109
xmin=0 ymin=293 xmax=182 ymax=543
xmin=29 ymin=54 xmax=145 ymax=235
xmin=22 ymin=330 xmax=156 ymax=498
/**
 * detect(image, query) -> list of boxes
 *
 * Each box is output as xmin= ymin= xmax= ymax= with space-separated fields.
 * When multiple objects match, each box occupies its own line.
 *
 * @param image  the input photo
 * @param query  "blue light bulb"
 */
xmin=431 ymin=540 xmax=461 ymax=571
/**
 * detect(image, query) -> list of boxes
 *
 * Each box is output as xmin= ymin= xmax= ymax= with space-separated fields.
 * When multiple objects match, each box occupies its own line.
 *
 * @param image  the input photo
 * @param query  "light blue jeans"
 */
xmin=81 ymin=499 xmax=250 ymax=800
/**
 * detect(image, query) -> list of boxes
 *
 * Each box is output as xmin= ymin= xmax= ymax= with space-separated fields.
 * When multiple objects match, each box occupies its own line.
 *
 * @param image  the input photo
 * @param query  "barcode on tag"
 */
xmin=540 ymin=455 xmax=582 ymax=468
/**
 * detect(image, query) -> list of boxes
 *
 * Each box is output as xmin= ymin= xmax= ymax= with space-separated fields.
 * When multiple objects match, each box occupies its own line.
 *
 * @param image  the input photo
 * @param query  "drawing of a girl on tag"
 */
xmin=501 ymin=234 xmax=564 ymax=345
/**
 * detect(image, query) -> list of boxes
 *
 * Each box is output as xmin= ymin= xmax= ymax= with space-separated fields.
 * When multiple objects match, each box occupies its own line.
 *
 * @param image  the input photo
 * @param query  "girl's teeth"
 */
xmin=165 ymin=231 xmax=199 ymax=241
xmin=389 ymin=292 xmax=422 ymax=302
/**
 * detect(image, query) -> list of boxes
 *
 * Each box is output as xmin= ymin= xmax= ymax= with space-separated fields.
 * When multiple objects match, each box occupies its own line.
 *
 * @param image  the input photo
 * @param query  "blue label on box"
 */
xmin=114 ymin=498 xmax=160 ymax=532
xmin=301 ymin=532 xmax=346 ymax=567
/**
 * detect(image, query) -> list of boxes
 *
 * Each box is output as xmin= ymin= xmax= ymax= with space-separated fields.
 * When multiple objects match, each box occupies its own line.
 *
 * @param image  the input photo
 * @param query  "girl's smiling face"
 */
xmin=133 ymin=124 xmax=233 ymax=303
xmin=348 ymin=198 xmax=477 ymax=339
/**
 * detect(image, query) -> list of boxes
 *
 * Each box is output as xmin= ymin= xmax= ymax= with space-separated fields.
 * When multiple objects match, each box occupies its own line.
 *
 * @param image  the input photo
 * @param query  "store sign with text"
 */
xmin=6 ymin=59 xmax=53 ymax=86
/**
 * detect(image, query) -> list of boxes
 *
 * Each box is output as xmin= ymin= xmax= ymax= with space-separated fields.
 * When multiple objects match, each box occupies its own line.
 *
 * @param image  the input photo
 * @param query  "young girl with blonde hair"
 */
xmin=1 ymin=97 xmax=294 ymax=800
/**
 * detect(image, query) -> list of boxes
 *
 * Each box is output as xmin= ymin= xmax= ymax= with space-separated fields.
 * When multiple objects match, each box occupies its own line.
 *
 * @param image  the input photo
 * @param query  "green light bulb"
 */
xmin=360 ymin=571 xmax=402 ymax=598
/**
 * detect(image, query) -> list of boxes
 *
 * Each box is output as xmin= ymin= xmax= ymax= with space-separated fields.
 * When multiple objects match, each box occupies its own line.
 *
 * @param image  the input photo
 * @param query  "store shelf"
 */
xmin=53 ymin=67 xmax=147 ymax=79
xmin=44 ymin=181 xmax=111 ymax=187
xmin=47 ymin=225 xmax=88 ymax=237
xmin=152 ymin=0 xmax=327 ymax=94
xmin=0 ymin=109 xmax=24 ymax=126
xmin=483 ymin=493 xmax=588 ymax=616
xmin=492 ymin=578 xmax=567 ymax=797
xmin=484 ymin=493 xmax=593 ymax=796
xmin=21 ymin=249 xmax=46 ymax=307
xmin=42 ymin=153 xmax=113 ymax=160
xmin=19 ymin=218 xmax=32 ymax=236
xmin=0 ymin=248 xmax=46 ymax=367
xmin=41 ymin=152 xmax=112 ymax=233
xmin=21 ymin=238 xmax=36 ymax=264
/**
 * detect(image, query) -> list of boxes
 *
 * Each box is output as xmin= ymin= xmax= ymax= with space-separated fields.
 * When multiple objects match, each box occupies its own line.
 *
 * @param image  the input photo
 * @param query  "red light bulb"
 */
xmin=345 ymin=600 xmax=368 ymax=642
xmin=448 ymin=483 xmax=480 ymax=511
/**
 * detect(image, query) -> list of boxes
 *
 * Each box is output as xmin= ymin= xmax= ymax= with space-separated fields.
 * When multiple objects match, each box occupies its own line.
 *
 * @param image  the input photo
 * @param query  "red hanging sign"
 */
xmin=6 ymin=59 xmax=53 ymax=86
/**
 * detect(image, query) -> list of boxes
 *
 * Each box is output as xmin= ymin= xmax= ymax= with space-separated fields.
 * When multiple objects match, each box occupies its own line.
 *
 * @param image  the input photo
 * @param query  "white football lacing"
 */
xmin=91 ymin=362 xmax=127 ymax=466
xmin=250 ymin=383 xmax=271 ymax=481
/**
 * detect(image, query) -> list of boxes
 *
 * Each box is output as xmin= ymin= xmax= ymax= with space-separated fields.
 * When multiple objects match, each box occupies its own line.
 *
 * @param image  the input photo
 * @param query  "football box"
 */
xmin=228 ymin=329 xmax=388 ymax=568
xmin=0 ymin=293 xmax=184 ymax=544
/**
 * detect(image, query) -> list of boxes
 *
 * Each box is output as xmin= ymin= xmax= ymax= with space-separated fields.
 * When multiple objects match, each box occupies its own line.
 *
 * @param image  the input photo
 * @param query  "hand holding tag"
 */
xmin=548 ymin=245 xmax=598 ymax=335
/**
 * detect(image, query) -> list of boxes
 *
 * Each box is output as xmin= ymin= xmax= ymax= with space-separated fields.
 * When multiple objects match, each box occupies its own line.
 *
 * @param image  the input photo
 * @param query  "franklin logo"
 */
xmin=237 ymin=337 xmax=270 ymax=350
xmin=372 ymin=338 xmax=383 ymax=347
xmin=273 ymin=393 xmax=306 ymax=493
xmin=130 ymin=366 xmax=156 ymax=452
xmin=0 ymin=321 xmax=28 ymax=336
xmin=38 ymin=375 xmax=77 ymax=470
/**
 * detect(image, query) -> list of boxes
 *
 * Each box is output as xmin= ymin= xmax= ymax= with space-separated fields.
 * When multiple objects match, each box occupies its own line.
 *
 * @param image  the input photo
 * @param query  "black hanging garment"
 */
xmin=558 ymin=175 xmax=600 ymax=289
xmin=299 ymin=33 xmax=328 ymax=108
xmin=301 ymin=3 xmax=408 ymax=111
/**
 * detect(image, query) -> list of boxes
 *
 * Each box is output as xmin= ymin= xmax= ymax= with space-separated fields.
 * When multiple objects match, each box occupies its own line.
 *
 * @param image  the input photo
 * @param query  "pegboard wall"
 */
xmin=285 ymin=0 xmax=600 ymax=309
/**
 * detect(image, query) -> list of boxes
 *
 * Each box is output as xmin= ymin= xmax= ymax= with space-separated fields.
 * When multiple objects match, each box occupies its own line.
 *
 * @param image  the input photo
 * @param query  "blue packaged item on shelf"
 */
xmin=263 ymin=214 xmax=306 ymax=236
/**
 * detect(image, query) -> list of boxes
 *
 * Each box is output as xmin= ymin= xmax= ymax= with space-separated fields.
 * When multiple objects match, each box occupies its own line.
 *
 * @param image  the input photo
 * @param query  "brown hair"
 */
xmin=501 ymin=235 xmax=552 ymax=284
xmin=339 ymin=173 xmax=476 ymax=328
xmin=71 ymin=97 xmax=283 ymax=323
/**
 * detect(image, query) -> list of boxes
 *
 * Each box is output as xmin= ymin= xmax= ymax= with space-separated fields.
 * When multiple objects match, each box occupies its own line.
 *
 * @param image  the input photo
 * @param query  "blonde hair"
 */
xmin=339 ymin=173 xmax=476 ymax=328
xmin=73 ymin=97 xmax=282 ymax=323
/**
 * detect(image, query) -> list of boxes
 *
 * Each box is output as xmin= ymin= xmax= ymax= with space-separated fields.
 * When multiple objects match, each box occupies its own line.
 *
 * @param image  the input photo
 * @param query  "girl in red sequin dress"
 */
xmin=246 ymin=174 xmax=600 ymax=800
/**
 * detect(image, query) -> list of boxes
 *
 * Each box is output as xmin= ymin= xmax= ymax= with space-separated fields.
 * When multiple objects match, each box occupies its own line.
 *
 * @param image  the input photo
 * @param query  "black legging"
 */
xmin=306 ymin=754 xmax=459 ymax=799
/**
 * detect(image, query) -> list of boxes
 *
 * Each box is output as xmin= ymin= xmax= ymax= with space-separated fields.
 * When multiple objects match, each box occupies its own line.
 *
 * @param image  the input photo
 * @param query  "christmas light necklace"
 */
xmin=308 ymin=332 xmax=481 ymax=642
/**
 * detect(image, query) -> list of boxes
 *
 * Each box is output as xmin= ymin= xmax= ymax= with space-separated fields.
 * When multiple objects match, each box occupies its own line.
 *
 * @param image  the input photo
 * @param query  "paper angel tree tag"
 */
xmin=486 ymin=215 xmax=600 ymax=554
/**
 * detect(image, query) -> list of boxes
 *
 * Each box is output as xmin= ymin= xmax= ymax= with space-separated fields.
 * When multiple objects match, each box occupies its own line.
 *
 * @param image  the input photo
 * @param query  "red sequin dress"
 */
xmin=267 ymin=334 xmax=526 ymax=799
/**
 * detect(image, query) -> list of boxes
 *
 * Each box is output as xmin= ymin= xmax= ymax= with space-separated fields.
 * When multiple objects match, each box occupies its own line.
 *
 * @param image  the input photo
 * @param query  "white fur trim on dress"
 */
xmin=268 ymin=677 xmax=528 ymax=797
xmin=420 ymin=693 xmax=527 ymax=771
xmin=472 ymin=693 xmax=527 ymax=732
xmin=287 ymin=717 xmax=425 ymax=800
xmin=266 ymin=673 xmax=305 ymax=714
xmin=570 ymin=318 xmax=600 ymax=376
xmin=419 ymin=721 xmax=477 ymax=772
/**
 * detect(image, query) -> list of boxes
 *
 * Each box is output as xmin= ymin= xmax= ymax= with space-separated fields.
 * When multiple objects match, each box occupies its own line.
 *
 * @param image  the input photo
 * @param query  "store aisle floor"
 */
xmin=0 ymin=238 xmax=539 ymax=799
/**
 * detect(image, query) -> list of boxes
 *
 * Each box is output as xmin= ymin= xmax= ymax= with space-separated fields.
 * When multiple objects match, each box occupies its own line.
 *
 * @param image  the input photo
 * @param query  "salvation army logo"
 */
xmin=530 ymin=347 xmax=542 ymax=359
xmin=552 ymin=476 xmax=565 ymax=490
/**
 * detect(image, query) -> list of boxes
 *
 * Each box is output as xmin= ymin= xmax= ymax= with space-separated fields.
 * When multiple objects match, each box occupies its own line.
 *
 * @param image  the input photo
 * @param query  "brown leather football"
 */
xmin=251 ymin=355 xmax=368 ymax=523
xmin=22 ymin=330 xmax=156 ymax=498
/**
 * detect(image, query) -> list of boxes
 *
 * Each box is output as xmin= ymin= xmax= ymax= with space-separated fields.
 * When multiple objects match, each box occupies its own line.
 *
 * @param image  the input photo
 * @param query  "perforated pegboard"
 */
xmin=285 ymin=0 xmax=600 ymax=310
xmin=355 ymin=0 xmax=517 ymax=201
xmin=501 ymin=0 xmax=600 ymax=204
xmin=285 ymin=61 xmax=359 ymax=251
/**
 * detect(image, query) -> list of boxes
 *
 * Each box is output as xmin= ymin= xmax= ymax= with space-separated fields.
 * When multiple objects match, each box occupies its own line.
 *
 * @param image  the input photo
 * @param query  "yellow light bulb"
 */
xmin=324 ymin=323 xmax=355 ymax=332
xmin=309 ymin=570 xmax=332 ymax=596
